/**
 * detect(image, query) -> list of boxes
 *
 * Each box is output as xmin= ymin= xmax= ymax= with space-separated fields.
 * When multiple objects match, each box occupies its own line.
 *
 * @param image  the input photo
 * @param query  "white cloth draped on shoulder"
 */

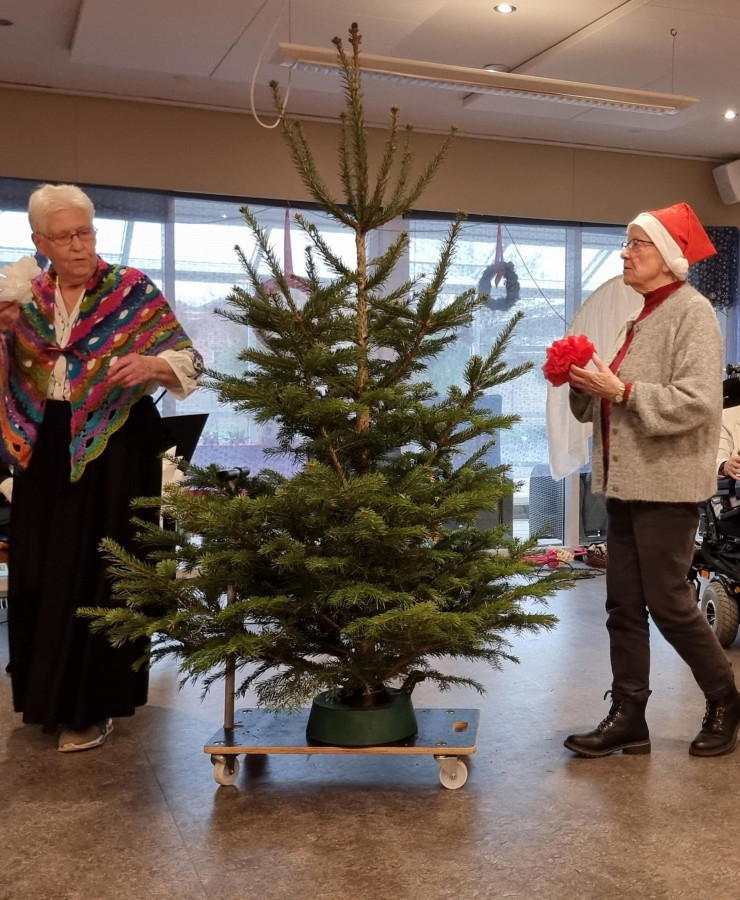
xmin=546 ymin=276 xmax=642 ymax=481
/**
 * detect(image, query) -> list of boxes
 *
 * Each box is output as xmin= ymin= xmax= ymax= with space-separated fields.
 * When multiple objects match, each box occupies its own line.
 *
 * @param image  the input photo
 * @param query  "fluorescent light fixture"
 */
xmin=278 ymin=43 xmax=698 ymax=116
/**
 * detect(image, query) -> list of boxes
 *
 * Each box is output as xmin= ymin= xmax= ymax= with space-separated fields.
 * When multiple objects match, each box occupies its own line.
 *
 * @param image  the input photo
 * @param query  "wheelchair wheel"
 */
xmin=701 ymin=580 xmax=740 ymax=648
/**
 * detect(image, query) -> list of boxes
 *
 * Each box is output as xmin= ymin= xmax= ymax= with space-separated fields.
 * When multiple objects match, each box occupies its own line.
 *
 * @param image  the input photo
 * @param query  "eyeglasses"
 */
xmin=38 ymin=227 xmax=97 ymax=246
xmin=621 ymin=238 xmax=655 ymax=253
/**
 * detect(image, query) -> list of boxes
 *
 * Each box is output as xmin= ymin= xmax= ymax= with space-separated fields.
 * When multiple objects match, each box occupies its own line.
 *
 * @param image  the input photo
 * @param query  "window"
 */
xmin=409 ymin=217 xmax=624 ymax=540
xmin=1 ymin=177 xmax=729 ymax=544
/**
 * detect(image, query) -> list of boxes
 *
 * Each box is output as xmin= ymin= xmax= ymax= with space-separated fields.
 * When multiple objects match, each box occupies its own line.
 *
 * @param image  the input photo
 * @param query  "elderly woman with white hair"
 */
xmin=563 ymin=202 xmax=740 ymax=760
xmin=1 ymin=183 xmax=202 ymax=752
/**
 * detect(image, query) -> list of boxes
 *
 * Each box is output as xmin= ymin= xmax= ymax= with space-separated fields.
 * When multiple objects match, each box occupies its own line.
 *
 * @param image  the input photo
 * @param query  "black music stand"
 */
xmin=159 ymin=413 xmax=209 ymax=463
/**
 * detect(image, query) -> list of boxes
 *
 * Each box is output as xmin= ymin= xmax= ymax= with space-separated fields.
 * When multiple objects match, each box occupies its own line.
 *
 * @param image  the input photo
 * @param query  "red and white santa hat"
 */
xmin=628 ymin=202 xmax=716 ymax=280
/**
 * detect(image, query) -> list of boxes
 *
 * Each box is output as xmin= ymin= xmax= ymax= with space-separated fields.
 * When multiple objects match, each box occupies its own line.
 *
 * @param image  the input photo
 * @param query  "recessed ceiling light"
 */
xmin=723 ymin=110 xmax=738 ymax=120
xmin=494 ymin=4 xmax=517 ymax=12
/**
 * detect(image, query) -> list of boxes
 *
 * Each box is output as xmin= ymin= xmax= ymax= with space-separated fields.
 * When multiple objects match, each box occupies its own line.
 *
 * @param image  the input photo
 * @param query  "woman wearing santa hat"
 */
xmin=564 ymin=202 xmax=740 ymax=759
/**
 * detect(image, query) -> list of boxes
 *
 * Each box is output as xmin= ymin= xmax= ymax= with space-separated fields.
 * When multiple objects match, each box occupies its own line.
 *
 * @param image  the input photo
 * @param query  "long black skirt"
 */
xmin=8 ymin=397 xmax=162 ymax=732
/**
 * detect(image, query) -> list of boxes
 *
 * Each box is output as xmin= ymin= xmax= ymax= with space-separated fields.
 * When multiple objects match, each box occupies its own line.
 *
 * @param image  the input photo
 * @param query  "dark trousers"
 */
xmin=9 ymin=398 xmax=159 ymax=732
xmin=606 ymin=498 xmax=734 ymax=703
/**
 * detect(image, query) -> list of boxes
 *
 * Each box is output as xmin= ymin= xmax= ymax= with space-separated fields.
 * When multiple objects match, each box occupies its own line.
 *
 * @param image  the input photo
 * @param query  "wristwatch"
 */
xmin=612 ymin=384 xmax=626 ymax=404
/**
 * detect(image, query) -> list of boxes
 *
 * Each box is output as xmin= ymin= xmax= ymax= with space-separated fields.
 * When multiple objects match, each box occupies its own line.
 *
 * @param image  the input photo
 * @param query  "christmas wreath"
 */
xmin=542 ymin=334 xmax=596 ymax=387
xmin=478 ymin=260 xmax=520 ymax=310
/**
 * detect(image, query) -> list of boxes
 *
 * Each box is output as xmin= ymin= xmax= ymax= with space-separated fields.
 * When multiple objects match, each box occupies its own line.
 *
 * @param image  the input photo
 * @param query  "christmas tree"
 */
xmin=83 ymin=23 xmax=571 ymax=712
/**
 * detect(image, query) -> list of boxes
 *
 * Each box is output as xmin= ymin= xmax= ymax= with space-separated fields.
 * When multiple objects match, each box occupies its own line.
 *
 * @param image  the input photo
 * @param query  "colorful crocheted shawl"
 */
xmin=0 ymin=258 xmax=198 ymax=481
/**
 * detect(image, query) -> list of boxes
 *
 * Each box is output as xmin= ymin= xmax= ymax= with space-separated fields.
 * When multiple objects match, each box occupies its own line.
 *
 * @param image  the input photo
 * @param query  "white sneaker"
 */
xmin=58 ymin=718 xmax=113 ymax=752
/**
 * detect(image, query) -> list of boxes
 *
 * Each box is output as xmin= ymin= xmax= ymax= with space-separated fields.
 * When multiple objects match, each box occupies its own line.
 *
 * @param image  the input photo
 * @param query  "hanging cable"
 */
xmin=250 ymin=0 xmax=293 ymax=129
xmin=502 ymin=224 xmax=568 ymax=325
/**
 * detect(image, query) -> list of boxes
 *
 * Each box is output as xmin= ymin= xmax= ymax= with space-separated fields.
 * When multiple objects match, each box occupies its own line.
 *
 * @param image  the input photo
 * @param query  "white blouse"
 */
xmin=48 ymin=284 xmax=200 ymax=401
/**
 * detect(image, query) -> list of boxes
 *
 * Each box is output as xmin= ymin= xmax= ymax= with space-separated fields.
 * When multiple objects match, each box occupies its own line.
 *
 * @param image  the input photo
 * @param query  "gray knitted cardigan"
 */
xmin=569 ymin=282 xmax=723 ymax=503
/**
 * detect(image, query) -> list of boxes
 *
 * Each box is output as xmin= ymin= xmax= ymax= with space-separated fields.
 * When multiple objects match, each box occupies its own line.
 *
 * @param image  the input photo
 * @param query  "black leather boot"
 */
xmin=564 ymin=691 xmax=650 ymax=757
xmin=689 ymin=686 xmax=740 ymax=757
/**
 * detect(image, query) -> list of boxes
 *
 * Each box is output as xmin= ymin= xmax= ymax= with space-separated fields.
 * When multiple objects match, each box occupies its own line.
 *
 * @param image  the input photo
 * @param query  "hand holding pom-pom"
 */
xmin=542 ymin=334 xmax=596 ymax=387
xmin=0 ymin=255 xmax=41 ymax=304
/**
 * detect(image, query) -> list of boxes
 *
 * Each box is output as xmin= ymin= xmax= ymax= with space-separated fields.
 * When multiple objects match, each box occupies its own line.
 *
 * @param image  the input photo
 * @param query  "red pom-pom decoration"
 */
xmin=542 ymin=334 xmax=596 ymax=387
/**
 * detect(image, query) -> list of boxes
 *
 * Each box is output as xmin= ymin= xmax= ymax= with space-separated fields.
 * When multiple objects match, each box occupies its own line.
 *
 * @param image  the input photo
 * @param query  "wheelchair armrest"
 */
xmin=716 ymin=476 xmax=740 ymax=499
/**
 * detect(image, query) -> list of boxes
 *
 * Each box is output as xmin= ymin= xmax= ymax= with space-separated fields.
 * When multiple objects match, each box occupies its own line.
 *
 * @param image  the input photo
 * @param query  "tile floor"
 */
xmin=2 ymin=571 xmax=740 ymax=900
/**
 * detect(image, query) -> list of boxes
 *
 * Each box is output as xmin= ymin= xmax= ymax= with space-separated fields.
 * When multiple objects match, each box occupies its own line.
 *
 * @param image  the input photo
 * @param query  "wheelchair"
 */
xmin=688 ymin=364 xmax=740 ymax=646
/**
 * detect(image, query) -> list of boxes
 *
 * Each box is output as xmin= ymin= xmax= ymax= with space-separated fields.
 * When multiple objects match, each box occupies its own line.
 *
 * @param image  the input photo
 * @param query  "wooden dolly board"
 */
xmin=204 ymin=707 xmax=480 ymax=789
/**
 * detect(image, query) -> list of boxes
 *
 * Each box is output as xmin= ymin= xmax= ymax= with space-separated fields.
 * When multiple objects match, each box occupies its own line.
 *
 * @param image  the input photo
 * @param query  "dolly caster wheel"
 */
xmin=435 ymin=755 xmax=468 ymax=789
xmin=211 ymin=754 xmax=240 ymax=785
